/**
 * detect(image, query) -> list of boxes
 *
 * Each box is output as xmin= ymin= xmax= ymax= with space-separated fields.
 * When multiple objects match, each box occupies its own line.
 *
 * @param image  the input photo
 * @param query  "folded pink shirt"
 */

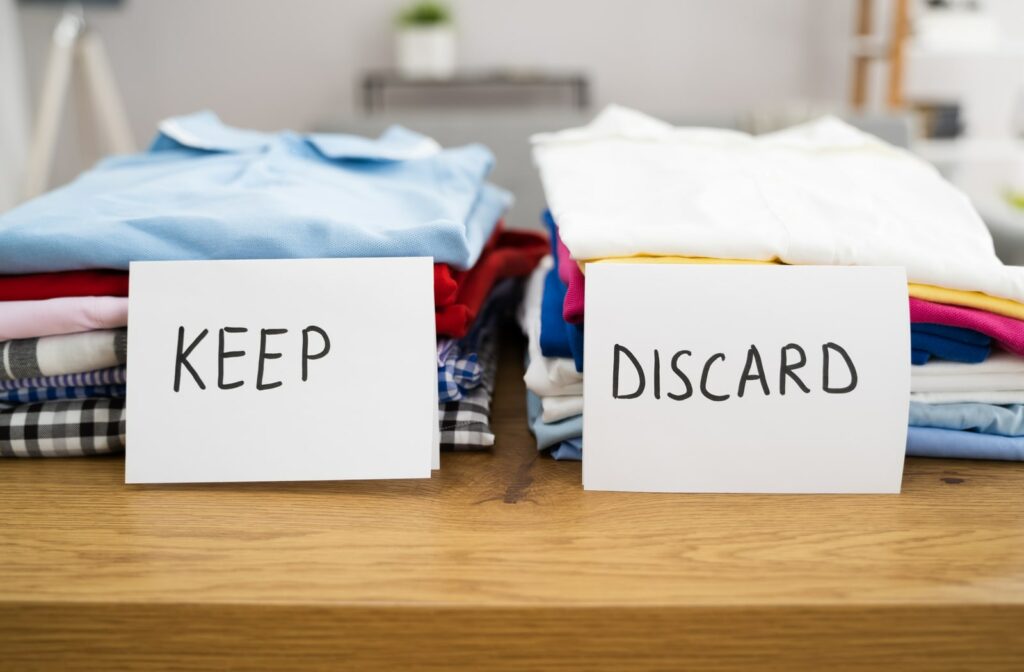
xmin=556 ymin=235 xmax=586 ymax=324
xmin=910 ymin=297 xmax=1024 ymax=356
xmin=0 ymin=296 xmax=129 ymax=341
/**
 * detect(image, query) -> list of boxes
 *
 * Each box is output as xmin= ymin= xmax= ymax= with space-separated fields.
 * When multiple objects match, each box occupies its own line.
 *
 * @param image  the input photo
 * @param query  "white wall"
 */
xmin=1 ymin=0 xmax=29 ymax=210
xmin=15 ymin=0 xmax=851 ymax=185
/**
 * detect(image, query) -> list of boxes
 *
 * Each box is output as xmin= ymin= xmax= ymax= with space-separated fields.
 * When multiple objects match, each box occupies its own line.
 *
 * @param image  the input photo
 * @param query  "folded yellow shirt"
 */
xmin=588 ymin=255 xmax=779 ymax=267
xmin=905 ymin=284 xmax=1024 ymax=321
xmin=582 ymin=256 xmax=1024 ymax=320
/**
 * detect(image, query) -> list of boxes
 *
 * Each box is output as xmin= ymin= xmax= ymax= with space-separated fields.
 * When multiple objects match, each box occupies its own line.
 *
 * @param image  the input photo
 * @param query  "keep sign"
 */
xmin=126 ymin=258 xmax=438 ymax=484
xmin=583 ymin=264 xmax=910 ymax=493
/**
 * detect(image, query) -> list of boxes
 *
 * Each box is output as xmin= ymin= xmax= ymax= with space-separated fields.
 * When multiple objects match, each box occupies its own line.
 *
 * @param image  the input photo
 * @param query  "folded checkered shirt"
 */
xmin=0 ymin=398 xmax=126 ymax=457
xmin=0 ymin=385 xmax=498 ymax=457
xmin=439 ymin=313 xmax=500 ymax=451
xmin=437 ymin=339 xmax=483 ymax=403
xmin=0 ymin=384 xmax=126 ymax=406
xmin=0 ymin=347 xmax=497 ymax=455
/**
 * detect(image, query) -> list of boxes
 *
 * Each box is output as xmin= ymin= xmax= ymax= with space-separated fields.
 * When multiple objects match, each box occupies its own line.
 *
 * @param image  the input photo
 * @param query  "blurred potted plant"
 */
xmin=395 ymin=2 xmax=456 ymax=80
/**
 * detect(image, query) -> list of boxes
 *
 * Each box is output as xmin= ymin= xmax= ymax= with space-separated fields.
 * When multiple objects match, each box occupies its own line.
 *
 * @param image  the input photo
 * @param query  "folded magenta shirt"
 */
xmin=0 ymin=111 xmax=511 ymax=272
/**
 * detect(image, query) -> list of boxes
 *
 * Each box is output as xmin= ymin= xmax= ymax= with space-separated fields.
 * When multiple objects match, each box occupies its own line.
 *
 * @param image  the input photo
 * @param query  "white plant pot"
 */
xmin=396 ymin=26 xmax=456 ymax=80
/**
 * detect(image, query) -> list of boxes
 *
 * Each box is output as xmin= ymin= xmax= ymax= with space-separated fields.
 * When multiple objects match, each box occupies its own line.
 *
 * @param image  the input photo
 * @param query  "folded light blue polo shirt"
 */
xmin=0 ymin=111 xmax=511 ymax=272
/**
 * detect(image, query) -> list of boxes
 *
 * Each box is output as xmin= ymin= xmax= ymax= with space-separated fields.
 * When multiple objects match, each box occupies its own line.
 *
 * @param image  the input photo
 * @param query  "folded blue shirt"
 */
xmin=912 ymin=323 xmax=991 ymax=345
xmin=910 ymin=323 xmax=991 ymax=365
xmin=540 ymin=267 xmax=573 ymax=358
xmin=906 ymin=426 xmax=1024 ymax=461
xmin=0 ymin=111 xmax=511 ymax=272
xmin=0 ymin=384 xmax=126 ymax=406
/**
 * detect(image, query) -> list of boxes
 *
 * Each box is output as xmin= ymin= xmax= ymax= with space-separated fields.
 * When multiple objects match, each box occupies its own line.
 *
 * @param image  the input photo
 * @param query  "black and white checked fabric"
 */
xmin=0 ymin=398 xmax=126 ymax=457
xmin=437 ymin=339 xmax=483 ymax=402
xmin=439 ymin=322 xmax=498 ymax=451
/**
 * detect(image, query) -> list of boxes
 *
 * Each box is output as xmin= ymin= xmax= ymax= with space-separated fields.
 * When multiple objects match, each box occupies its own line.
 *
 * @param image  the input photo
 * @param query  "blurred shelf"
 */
xmin=1 ymin=335 xmax=1024 ymax=670
xmin=361 ymin=69 xmax=589 ymax=113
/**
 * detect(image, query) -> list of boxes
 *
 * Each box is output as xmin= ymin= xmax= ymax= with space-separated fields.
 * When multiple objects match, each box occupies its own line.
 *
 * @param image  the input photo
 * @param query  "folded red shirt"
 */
xmin=0 ymin=234 xmax=546 ymax=341
xmin=0 ymin=269 xmax=130 ymax=300
xmin=0 ymin=264 xmax=461 ymax=307
xmin=434 ymin=265 xmax=458 ymax=308
xmin=436 ymin=225 xmax=549 ymax=338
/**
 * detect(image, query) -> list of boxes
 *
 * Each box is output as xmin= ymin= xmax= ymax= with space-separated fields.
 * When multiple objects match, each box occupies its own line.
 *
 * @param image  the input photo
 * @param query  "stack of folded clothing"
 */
xmin=0 ymin=272 xmax=129 ymax=457
xmin=520 ymin=257 xmax=583 ymax=461
xmin=524 ymin=105 xmax=1024 ymax=462
xmin=437 ymin=230 xmax=547 ymax=451
xmin=518 ymin=219 xmax=584 ymax=460
xmin=0 ymin=111 xmax=546 ymax=458
xmin=908 ymin=297 xmax=1024 ymax=459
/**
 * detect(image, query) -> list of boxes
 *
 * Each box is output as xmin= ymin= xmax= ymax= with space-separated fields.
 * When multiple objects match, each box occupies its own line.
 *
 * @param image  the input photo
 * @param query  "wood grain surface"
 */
xmin=2 ymin=334 xmax=1023 ymax=670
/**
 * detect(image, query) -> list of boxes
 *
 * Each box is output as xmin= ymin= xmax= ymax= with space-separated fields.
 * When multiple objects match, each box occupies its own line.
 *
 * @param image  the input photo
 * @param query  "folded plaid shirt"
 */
xmin=437 ymin=339 xmax=483 ymax=403
xmin=1 ymin=384 xmax=127 ymax=406
xmin=0 ymin=398 xmax=126 ymax=457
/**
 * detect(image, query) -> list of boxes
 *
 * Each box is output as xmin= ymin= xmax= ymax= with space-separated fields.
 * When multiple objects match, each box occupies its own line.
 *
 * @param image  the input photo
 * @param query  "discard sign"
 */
xmin=126 ymin=258 xmax=438 ymax=484
xmin=582 ymin=264 xmax=910 ymax=493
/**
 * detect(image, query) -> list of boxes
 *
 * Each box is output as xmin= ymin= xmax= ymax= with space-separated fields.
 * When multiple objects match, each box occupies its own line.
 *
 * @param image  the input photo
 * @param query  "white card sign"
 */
xmin=583 ymin=264 xmax=909 ymax=493
xmin=126 ymin=258 xmax=438 ymax=484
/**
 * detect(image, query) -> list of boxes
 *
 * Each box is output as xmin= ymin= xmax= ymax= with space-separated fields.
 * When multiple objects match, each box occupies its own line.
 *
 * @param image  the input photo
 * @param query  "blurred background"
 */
xmin=5 ymin=0 xmax=1024 ymax=259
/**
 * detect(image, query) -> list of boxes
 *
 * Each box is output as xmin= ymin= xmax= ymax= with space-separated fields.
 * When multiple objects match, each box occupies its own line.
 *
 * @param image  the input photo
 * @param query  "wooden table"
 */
xmin=2 ymin=336 xmax=1023 ymax=670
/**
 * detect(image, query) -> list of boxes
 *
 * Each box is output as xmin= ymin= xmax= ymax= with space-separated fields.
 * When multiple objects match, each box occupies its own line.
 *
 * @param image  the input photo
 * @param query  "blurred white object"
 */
xmin=742 ymin=102 xmax=842 ymax=135
xmin=23 ymin=3 xmax=135 ymax=200
xmin=906 ymin=45 xmax=1024 ymax=140
xmin=0 ymin=0 xmax=29 ymax=212
xmin=396 ymin=26 xmax=456 ymax=80
xmin=900 ymin=135 xmax=1024 ymax=264
xmin=905 ymin=1 xmax=1024 ymax=140
xmin=915 ymin=6 xmax=999 ymax=51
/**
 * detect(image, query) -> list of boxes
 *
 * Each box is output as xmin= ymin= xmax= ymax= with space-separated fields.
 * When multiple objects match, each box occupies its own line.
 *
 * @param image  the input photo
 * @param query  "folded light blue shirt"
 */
xmin=0 ymin=111 xmax=511 ymax=272
xmin=909 ymin=401 xmax=1024 ymax=436
xmin=526 ymin=387 xmax=582 ymax=452
xmin=550 ymin=438 xmax=583 ymax=461
xmin=906 ymin=426 xmax=1024 ymax=461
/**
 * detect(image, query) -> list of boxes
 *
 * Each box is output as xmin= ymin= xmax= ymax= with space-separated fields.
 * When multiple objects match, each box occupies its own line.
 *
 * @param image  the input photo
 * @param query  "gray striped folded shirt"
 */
xmin=0 ymin=329 xmax=126 ymax=382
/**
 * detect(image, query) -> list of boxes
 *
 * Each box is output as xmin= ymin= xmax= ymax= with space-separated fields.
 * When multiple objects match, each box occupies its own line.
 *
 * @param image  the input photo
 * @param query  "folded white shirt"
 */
xmin=532 ymin=105 xmax=1024 ymax=304
xmin=541 ymin=394 xmax=583 ymax=423
xmin=911 ymin=352 xmax=1024 ymax=392
xmin=911 ymin=391 xmax=1024 ymax=404
xmin=518 ymin=257 xmax=583 ymax=397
